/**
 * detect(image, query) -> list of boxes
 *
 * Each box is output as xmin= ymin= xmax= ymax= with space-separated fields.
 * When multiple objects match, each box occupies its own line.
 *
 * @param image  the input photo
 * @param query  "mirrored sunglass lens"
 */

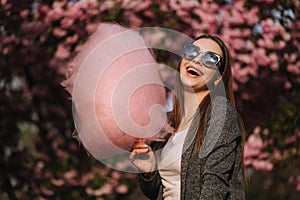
xmin=183 ymin=45 xmax=199 ymax=60
xmin=202 ymin=52 xmax=219 ymax=67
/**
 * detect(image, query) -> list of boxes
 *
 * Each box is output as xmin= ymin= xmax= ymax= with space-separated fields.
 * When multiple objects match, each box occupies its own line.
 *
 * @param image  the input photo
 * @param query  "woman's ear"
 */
xmin=214 ymin=75 xmax=222 ymax=86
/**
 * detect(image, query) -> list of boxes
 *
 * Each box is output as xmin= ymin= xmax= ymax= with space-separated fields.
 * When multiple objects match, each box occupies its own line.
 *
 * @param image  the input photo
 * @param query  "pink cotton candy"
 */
xmin=62 ymin=23 xmax=171 ymax=160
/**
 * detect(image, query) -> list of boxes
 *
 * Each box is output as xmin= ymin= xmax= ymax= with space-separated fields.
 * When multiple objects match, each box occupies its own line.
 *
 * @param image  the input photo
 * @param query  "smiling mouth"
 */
xmin=186 ymin=66 xmax=203 ymax=77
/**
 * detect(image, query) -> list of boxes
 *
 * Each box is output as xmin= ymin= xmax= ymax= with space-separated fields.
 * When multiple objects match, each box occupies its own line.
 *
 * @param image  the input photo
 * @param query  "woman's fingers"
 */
xmin=130 ymin=147 xmax=147 ymax=158
xmin=135 ymin=148 xmax=149 ymax=154
xmin=129 ymin=149 xmax=138 ymax=160
xmin=129 ymin=145 xmax=156 ymax=173
xmin=129 ymin=147 xmax=151 ymax=161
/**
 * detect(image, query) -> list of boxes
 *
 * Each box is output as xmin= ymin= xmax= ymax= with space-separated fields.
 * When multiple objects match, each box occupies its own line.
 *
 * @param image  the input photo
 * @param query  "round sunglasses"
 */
xmin=182 ymin=44 xmax=222 ymax=68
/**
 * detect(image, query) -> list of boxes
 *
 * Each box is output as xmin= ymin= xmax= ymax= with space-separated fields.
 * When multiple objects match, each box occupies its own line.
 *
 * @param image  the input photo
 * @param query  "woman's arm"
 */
xmin=199 ymin=96 xmax=245 ymax=199
xmin=130 ymin=143 xmax=162 ymax=199
xmin=138 ymin=170 xmax=162 ymax=199
xmin=200 ymin=137 xmax=242 ymax=199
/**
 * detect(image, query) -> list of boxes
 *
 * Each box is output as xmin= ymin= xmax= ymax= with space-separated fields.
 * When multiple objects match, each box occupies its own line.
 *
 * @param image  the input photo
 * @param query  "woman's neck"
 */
xmin=177 ymin=90 xmax=209 ymax=131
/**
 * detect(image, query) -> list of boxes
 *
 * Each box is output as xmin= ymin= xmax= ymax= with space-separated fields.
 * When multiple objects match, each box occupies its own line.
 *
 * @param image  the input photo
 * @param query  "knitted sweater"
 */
xmin=138 ymin=96 xmax=246 ymax=200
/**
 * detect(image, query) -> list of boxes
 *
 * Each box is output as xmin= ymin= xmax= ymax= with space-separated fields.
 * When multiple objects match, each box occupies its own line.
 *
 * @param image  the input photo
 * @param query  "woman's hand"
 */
xmin=129 ymin=140 xmax=156 ymax=173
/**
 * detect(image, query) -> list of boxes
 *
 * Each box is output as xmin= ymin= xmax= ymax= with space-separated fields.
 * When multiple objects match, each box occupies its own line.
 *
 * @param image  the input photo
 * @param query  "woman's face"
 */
xmin=179 ymin=38 xmax=223 ymax=92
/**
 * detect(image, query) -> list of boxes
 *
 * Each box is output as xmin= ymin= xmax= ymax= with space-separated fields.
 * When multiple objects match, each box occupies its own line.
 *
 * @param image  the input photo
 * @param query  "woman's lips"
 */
xmin=186 ymin=65 xmax=203 ymax=77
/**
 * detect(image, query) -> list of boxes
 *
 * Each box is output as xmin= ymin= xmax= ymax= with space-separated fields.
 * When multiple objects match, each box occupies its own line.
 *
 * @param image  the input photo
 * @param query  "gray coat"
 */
xmin=138 ymin=96 xmax=246 ymax=200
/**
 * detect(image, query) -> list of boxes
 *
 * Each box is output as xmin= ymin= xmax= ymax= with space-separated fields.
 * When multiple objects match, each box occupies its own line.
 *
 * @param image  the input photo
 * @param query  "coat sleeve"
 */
xmin=199 ymin=96 xmax=245 ymax=199
xmin=138 ymin=170 xmax=162 ymax=199
xmin=200 ymin=138 xmax=242 ymax=199
xmin=137 ymin=136 xmax=170 ymax=199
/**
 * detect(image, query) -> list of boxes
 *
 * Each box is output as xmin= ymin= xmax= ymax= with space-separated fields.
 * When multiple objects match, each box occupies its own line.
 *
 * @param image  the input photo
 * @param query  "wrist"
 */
xmin=141 ymin=170 xmax=157 ymax=180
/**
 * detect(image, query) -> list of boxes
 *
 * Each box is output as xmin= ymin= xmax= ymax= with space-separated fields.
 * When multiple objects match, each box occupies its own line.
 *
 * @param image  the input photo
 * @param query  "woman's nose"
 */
xmin=192 ymin=54 xmax=202 ymax=65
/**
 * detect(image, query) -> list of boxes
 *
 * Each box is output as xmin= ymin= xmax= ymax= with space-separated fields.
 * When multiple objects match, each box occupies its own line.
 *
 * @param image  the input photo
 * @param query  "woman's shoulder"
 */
xmin=210 ymin=96 xmax=237 ymax=122
xmin=198 ymin=96 xmax=241 ymax=158
xmin=212 ymin=95 xmax=235 ymax=111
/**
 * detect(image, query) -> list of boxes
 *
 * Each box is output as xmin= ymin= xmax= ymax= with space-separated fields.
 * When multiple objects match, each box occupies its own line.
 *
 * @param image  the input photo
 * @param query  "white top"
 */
xmin=158 ymin=128 xmax=189 ymax=200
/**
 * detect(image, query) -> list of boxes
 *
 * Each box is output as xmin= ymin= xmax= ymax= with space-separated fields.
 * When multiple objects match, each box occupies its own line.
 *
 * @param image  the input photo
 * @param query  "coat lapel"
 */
xmin=180 ymin=112 xmax=199 ymax=199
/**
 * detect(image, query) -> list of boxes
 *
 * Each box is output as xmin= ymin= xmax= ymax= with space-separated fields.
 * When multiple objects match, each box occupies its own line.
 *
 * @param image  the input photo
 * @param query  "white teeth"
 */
xmin=187 ymin=67 xmax=200 ymax=76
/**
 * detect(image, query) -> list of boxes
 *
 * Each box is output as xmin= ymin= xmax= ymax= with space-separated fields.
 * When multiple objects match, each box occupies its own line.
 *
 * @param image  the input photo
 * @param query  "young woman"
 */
xmin=130 ymin=34 xmax=246 ymax=199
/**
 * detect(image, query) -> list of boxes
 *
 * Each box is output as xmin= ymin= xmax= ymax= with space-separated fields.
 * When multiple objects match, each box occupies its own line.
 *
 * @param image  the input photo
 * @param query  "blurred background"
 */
xmin=0 ymin=0 xmax=299 ymax=199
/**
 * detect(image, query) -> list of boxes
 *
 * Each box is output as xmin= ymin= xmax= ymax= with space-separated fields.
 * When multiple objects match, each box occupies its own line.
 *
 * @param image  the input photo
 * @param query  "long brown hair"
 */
xmin=171 ymin=34 xmax=246 ymax=177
